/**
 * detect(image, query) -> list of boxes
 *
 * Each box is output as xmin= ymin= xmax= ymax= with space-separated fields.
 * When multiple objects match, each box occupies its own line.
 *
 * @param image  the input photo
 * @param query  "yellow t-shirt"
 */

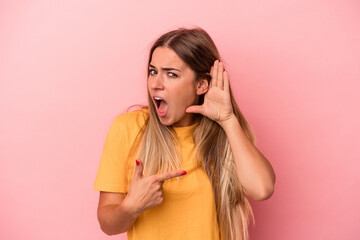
xmin=94 ymin=109 xmax=220 ymax=240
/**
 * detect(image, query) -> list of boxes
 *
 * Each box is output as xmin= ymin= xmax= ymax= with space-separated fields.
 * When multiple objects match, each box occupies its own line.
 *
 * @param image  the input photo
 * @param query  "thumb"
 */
xmin=132 ymin=159 xmax=144 ymax=179
xmin=186 ymin=105 xmax=205 ymax=115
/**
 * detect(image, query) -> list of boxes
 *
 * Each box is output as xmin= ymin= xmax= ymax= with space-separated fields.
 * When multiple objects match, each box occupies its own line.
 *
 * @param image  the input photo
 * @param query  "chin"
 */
xmin=157 ymin=116 xmax=174 ymax=126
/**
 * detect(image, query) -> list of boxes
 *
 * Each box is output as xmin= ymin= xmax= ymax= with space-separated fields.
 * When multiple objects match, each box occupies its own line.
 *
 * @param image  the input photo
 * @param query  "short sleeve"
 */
xmin=94 ymin=116 xmax=129 ymax=193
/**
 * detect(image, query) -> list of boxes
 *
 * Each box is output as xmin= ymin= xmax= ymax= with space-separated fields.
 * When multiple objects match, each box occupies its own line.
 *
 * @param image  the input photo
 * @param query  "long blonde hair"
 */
xmin=137 ymin=27 xmax=255 ymax=240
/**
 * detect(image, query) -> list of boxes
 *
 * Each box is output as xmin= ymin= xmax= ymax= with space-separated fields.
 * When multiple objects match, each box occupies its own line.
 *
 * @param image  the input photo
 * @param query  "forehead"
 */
xmin=150 ymin=47 xmax=187 ymax=69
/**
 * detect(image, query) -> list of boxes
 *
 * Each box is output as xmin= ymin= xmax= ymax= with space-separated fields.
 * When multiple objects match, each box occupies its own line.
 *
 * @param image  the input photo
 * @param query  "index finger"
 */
xmin=154 ymin=170 xmax=187 ymax=182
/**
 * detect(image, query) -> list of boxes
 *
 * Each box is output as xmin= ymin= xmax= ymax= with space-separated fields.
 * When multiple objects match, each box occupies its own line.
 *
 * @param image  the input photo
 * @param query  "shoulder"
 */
xmin=112 ymin=107 xmax=149 ymax=132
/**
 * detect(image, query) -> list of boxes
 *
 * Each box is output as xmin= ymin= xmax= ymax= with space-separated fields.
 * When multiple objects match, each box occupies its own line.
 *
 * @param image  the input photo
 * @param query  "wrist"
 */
xmin=121 ymin=195 xmax=141 ymax=218
xmin=217 ymin=113 xmax=237 ymax=129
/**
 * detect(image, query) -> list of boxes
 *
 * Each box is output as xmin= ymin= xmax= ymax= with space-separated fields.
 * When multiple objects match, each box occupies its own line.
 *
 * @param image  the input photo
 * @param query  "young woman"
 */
xmin=94 ymin=27 xmax=276 ymax=240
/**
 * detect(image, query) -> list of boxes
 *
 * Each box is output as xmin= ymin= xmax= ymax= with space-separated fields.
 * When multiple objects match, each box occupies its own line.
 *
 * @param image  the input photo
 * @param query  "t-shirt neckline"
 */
xmin=171 ymin=122 xmax=199 ymax=137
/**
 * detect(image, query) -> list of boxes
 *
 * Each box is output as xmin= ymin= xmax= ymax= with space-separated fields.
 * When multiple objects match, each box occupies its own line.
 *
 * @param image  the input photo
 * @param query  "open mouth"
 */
xmin=153 ymin=96 xmax=168 ymax=117
xmin=154 ymin=97 xmax=163 ymax=108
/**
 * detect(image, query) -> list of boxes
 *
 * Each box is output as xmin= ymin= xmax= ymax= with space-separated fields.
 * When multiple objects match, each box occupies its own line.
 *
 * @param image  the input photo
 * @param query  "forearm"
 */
xmin=219 ymin=115 xmax=276 ymax=201
xmin=97 ymin=197 xmax=140 ymax=235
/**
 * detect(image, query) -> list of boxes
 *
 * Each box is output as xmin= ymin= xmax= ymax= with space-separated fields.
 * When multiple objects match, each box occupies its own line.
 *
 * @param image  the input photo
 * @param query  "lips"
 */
xmin=153 ymin=96 xmax=168 ymax=117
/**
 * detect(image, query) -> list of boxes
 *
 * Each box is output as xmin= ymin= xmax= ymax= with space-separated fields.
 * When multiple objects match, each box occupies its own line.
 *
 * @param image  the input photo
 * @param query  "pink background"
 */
xmin=1 ymin=0 xmax=359 ymax=239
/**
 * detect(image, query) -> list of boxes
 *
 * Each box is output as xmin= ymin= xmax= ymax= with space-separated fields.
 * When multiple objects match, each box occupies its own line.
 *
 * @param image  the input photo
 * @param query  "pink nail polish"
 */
xmin=136 ymin=160 xmax=140 ymax=165
xmin=181 ymin=171 xmax=187 ymax=175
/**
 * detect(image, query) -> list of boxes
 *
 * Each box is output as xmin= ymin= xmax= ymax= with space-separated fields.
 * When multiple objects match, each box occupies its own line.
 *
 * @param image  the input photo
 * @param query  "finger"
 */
xmin=212 ymin=60 xmax=219 ymax=88
xmin=132 ymin=159 xmax=144 ymax=180
xmin=223 ymin=70 xmax=230 ymax=93
xmin=154 ymin=170 xmax=187 ymax=183
xmin=186 ymin=105 xmax=205 ymax=115
xmin=209 ymin=66 xmax=214 ymax=87
xmin=217 ymin=61 xmax=224 ymax=89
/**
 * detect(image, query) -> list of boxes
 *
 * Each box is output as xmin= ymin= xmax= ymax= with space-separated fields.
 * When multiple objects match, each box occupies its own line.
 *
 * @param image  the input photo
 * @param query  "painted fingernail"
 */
xmin=181 ymin=171 xmax=187 ymax=175
xmin=136 ymin=160 xmax=140 ymax=165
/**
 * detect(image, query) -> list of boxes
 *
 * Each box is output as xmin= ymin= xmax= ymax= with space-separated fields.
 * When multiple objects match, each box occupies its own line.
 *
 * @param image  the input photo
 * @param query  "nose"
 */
xmin=149 ymin=73 xmax=164 ymax=90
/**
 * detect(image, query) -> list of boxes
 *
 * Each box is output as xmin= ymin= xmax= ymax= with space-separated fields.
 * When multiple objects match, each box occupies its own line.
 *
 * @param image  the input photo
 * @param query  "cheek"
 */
xmin=172 ymin=87 xmax=196 ymax=107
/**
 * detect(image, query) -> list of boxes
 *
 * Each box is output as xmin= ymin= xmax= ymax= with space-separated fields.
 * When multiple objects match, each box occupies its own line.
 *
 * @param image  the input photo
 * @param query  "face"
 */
xmin=148 ymin=47 xmax=207 ymax=127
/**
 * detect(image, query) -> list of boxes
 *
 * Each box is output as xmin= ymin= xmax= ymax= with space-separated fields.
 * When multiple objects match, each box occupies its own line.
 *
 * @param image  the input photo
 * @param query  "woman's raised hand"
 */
xmin=186 ymin=60 xmax=234 ymax=125
xmin=124 ymin=159 xmax=187 ymax=215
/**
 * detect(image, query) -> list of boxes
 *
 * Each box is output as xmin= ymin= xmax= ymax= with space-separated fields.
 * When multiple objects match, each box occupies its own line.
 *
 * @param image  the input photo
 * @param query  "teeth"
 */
xmin=154 ymin=97 xmax=162 ymax=101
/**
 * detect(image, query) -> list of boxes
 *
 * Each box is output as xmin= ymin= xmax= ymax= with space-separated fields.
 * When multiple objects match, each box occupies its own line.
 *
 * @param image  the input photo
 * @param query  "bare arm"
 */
xmin=97 ymin=192 xmax=140 ymax=235
xmin=186 ymin=60 xmax=276 ymax=201
xmin=219 ymin=115 xmax=276 ymax=201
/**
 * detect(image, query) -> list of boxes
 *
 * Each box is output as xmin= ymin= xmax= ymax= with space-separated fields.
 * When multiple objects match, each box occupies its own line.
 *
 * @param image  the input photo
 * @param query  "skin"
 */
xmin=97 ymin=48 xmax=276 ymax=235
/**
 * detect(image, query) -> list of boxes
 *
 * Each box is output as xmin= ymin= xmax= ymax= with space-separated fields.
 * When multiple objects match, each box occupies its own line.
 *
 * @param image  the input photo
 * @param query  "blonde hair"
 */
xmin=137 ymin=27 xmax=255 ymax=240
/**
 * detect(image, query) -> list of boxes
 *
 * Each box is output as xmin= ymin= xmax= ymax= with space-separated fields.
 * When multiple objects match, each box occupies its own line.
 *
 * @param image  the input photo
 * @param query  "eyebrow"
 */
xmin=149 ymin=64 xmax=181 ymax=72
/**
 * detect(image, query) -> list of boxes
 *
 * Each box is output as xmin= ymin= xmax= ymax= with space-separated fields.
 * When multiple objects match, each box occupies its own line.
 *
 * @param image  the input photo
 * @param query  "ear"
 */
xmin=196 ymin=78 xmax=209 ymax=95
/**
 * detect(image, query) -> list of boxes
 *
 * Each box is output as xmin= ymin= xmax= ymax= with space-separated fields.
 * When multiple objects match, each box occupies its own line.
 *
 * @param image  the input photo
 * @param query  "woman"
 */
xmin=94 ymin=27 xmax=276 ymax=240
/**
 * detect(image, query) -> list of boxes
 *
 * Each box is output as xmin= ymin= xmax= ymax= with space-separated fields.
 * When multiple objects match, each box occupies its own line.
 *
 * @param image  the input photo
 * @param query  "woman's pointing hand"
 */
xmin=125 ymin=159 xmax=187 ymax=215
